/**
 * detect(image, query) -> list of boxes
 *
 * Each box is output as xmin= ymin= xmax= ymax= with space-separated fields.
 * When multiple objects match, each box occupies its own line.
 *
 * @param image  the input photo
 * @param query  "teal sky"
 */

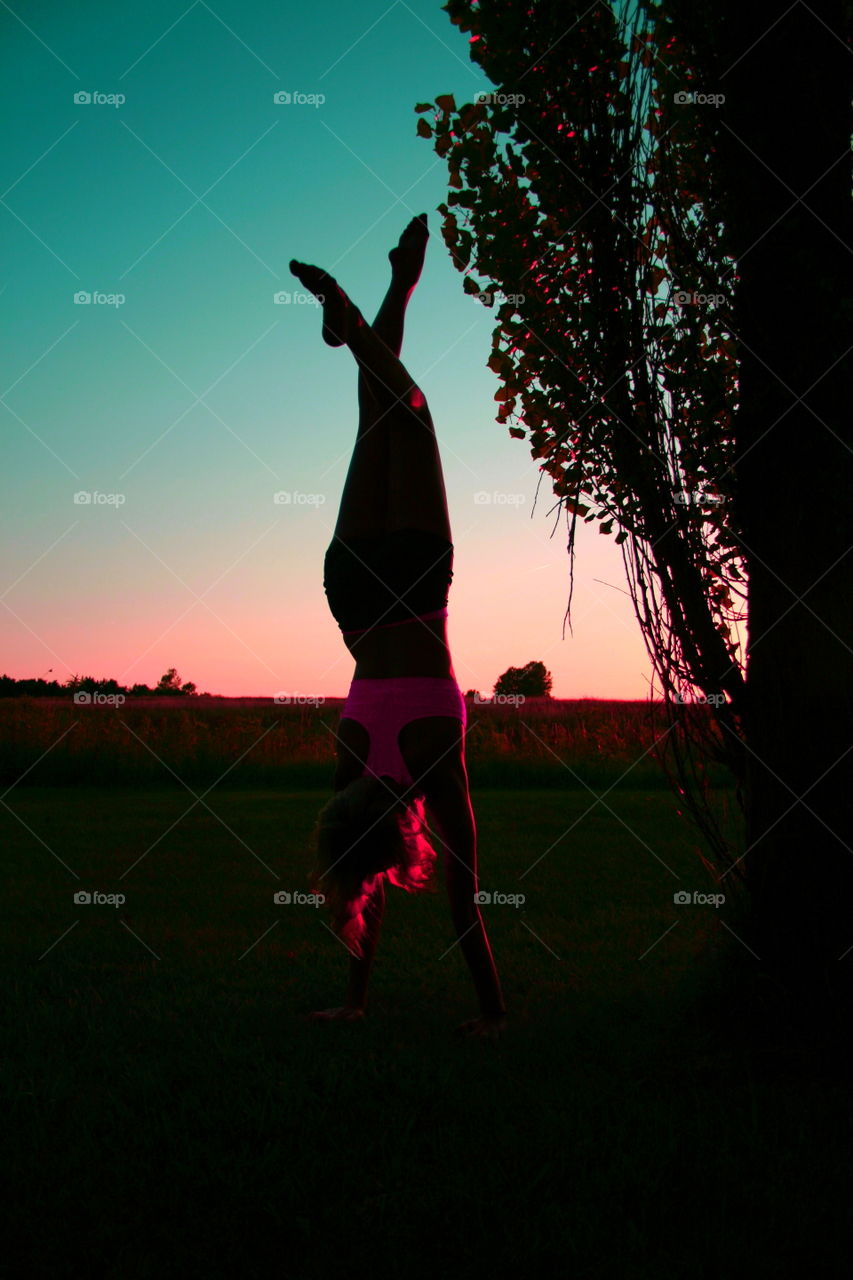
xmin=1 ymin=0 xmax=653 ymax=698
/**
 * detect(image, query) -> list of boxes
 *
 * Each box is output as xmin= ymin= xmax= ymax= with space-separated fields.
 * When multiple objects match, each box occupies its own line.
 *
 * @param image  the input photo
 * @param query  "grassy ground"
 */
xmin=3 ymin=785 xmax=850 ymax=1278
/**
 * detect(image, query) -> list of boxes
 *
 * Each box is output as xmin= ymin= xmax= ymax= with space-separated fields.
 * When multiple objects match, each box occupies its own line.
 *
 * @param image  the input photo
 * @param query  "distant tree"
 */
xmin=152 ymin=668 xmax=197 ymax=696
xmin=67 ymin=674 xmax=100 ymax=693
xmin=464 ymin=688 xmax=479 ymax=699
xmin=495 ymin=661 xmax=553 ymax=698
xmin=0 ymin=672 xmax=213 ymax=699
xmin=0 ymin=671 xmax=195 ymax=698
xmin=156 ymin=668 xmax=183 ymax=694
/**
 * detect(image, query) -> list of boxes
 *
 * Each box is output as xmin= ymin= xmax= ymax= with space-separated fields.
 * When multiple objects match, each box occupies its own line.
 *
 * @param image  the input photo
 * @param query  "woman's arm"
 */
xmin=421 ymin=763 xmax=507 ymax=1021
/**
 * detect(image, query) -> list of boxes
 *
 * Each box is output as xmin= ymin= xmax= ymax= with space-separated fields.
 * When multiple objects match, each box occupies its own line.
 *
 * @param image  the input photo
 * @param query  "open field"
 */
xmin=0 ymin=696 xmax=732 ymax=790
xmin=3 ymin=783 xmax=849 ymax=1278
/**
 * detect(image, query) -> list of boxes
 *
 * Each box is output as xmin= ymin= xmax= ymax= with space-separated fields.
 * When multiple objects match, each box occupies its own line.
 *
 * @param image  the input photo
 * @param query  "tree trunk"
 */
xmin=717 ymin=0 xmax=853 ymax=1007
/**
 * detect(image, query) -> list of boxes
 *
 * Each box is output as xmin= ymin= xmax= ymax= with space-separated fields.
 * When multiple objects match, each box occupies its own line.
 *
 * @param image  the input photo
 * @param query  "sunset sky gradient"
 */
xmin=1 ymin=0 xmax=655 ymax=698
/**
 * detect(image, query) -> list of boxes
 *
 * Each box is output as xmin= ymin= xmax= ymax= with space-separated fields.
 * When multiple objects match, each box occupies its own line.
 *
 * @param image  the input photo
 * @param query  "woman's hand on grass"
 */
xmin=455 ymin=1013 xmax=507 ymax=1040
xmin=305 ymin=1006 xmax=365 ymax=1022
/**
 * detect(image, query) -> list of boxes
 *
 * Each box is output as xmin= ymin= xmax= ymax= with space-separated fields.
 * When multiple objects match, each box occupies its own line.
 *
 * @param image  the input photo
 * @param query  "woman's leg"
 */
xmin=368 ymin=214 xmax=429 ymax=358
xmin=337 ymin=233 xmax=423 ymax=539
xmin=421 ymin=763 xmax=508 ymax=1037
xmin=332 ymin=327 xmax=389 ymax=544
xmin=345 ymin=290 xmax=452 ymax=541
xmin=290 ymin=222 xmax=451 ymax=542
xmin=291 ymin=218 xmax=425 ymax=543
xmin=337 ymin=306 xmax=453 ymax=540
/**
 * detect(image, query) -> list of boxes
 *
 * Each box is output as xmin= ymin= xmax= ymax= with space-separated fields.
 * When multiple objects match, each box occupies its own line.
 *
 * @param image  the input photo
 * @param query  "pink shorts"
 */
xmin=341 ymin=676 xmax=467 ymax=787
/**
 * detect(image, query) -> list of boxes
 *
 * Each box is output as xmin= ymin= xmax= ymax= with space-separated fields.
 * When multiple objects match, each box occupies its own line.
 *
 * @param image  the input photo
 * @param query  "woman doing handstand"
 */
xmin=290 ymin=215 xmax=506 ymax=1039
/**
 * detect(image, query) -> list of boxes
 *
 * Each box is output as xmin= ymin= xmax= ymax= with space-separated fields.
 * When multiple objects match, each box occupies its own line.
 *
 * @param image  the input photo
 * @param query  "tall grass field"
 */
xmin=0 ymin=695 xmax=733 ymax=790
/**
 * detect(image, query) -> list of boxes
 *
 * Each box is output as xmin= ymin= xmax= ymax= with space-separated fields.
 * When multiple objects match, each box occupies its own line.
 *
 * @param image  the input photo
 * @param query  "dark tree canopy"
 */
xmin=494 ymin=660 xmax=553 ymax=697
xmin=156 ymin=668 xmax=197 ymax=696
xmin=0 ymin=671 xmax=198 ymax=698
xmin=418 ymin=0 xmax=853 ymax=1004
xmin=417 ymin=0 xmax=748 ymax=866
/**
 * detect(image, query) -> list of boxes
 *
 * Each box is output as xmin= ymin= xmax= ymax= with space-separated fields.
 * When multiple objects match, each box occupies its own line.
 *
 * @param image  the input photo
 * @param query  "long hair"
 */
xmin=309 ymin=773 xmax=438 ymax=957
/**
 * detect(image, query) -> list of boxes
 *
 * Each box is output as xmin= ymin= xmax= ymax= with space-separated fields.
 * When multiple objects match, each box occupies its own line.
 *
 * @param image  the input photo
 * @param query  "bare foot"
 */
xmin=305 ymin=1005 xmax=365 ymax=1022
xmin=288 ymin=260 xmax=352 ymax=347
xmin=388 ymin=213 xmax=429 ymax=291
xmin=455 ymin=1013 xmax=507 ymax=1040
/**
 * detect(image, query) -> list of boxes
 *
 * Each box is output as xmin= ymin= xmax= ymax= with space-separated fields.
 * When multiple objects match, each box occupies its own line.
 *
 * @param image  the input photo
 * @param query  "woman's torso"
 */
xmin=345 ymin=615 xmax=455 ymax=680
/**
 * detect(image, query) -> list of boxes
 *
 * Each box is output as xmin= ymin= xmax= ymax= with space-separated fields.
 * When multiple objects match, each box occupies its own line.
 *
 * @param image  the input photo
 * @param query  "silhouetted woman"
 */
xmin=290 ymin=215 xmax=506 ymax=1038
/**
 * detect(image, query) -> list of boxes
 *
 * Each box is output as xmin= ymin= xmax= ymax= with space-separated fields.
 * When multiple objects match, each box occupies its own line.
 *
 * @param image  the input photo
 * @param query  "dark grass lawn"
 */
xmin=3 ymin=786 xmax=850 ymax=1278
